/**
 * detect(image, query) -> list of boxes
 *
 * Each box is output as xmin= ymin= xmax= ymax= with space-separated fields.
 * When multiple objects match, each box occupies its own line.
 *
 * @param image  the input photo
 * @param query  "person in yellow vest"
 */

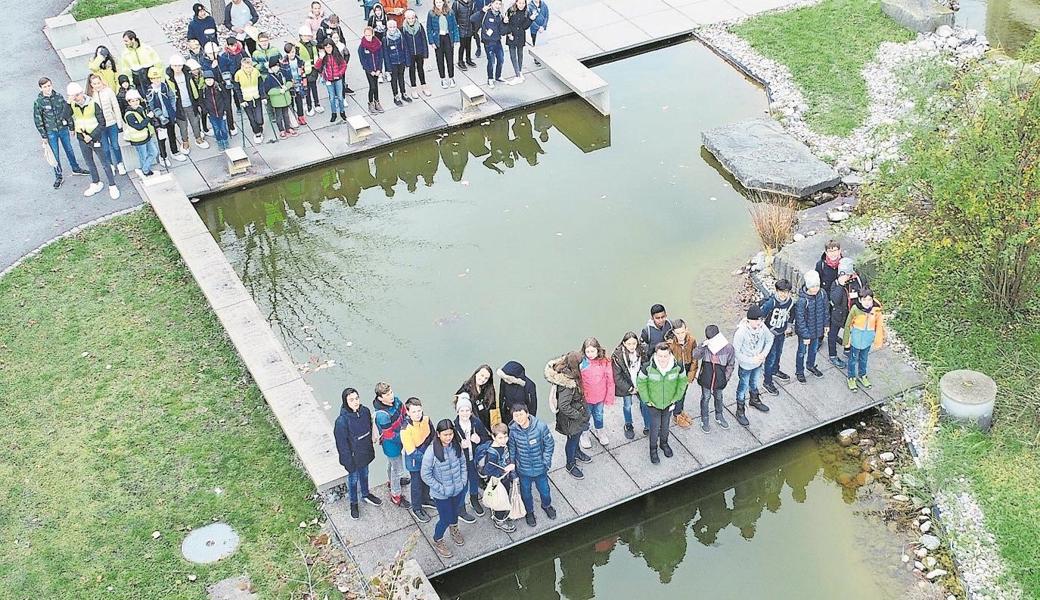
xmin=120 ymin=30 xmax=163 ymax=95
xmin=233 ymin=55 xmax=265 ymax=143
xmin=400 ymin=397 xmax=437 ymax=524
xmin=88 ymin=46 xmax=120 ymax=93
xmin=67 ymin=82 xmax=119 ymax=199
xmin=296 ymin=26 xmax=323 ymax=115
xmin=122 ymin=89 xmax=159 ymax=177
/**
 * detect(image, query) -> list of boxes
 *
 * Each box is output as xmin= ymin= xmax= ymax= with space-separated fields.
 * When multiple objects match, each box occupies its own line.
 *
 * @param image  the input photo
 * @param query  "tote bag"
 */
xmin=481 ymin=476 xmax=511 ymax=512
xmin=508 ymin=478 xmax=526 ymax=520
xmin=548 ymin=383 xmax=559 ymax=414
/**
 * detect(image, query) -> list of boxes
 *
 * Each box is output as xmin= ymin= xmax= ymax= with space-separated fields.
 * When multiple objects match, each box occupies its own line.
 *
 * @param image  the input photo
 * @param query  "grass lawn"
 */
xmin=732 ymin=0 xmax=914 ymax=137
xmin=73 ymin=0 xmax=176 ymax=20
xmin=0 ymin=210 xmax=334 ymax=599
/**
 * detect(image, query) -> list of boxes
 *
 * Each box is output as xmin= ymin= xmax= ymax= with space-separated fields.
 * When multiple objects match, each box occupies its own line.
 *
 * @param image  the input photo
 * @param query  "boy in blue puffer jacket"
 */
xmin=507 ymin=402 xmax=557 ymax=527
xmin=471 ymin=0 xmax=507 ymax=86
xmin=794 ymin=270 xmax=829 ymax=383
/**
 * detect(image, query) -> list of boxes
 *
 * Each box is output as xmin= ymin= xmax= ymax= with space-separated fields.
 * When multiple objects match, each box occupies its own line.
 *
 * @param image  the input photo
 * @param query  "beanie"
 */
xmin=838 ymin=257 xmax=855 ymax=276
xmin=202 ymin=69 xmax=215 ymax=79
xmin=704 ymin=324 xmax=720 ymax=339
xmin=455 ymin=396 xmax=473 ymax=415
xmin=65 ymin=82 xmax=83 ymax=96
xmin=299 ymin=25 xmax=312 ymax=37
xmin=804 ymin=270 xmax=821 ymax=289
xmin=185 ymin=58 xmax=202 ymax=71
xmin=746 ymin=305 xmax=764 ymax=321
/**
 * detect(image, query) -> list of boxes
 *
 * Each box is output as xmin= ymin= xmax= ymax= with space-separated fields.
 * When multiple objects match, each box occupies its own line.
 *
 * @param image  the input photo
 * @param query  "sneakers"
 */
xmin=493 ymin=518 xmax=516 ymax=532
xmin=400 ymin=475 xmax=410 ymax=487
xmin=412 ymin=508 xmax=431 ymax=523
xmin=858 ymin=375 xmax=872 ymax=389
xmin=350 ymin=503 xmax=360 ymax=520
xmin=172 ymin=152 xmax=187 ymax=162
xmin=392 ymin=95 xmax=403 ymax=106
xmin=278 ymin=131 xmax=288 ymax=139
xmin=315 ymin=105 xmax=325 ymax=113
xmin=345 ymin=86 xmax=356 ymax=96
xmin=508 ymin=75 xmax=523 ymax=85
xmin=83 ymin=181 xmax=104 ymax=197
xmin=306 ymin=107 xmax=315 ymax=116
xmin=567 ymin=464 xmax=584 ymax=479
xmin=253 ymin=133 xmax=263 ymax=144
xmin=108 ymin=185 xmax=120 ymax=200
xmin=701 ymin=420 xmax=710 ymax=433
xmin=440 ymin=79 xmax=448 ymax=89
xmin=466 ymin=60 xmax=477 ymax=68
xmin=402 ymin=93 xmax=413 ymax=103
xmin=716 ymin=414 xmax=730 ymax=429
xmin=449 ymin=525 xmax=465 ymax=546
xmin=389 ymin=494 xmax=410 ymax=509
xmin=847 ymin=378 xmax=858 ymax=392
xmin=433 ymin=538 xmax=453 ymax=558
xmin=623 ymin=423 xmax=635 ymax=440
xmin=544 ymin=505 xmax=557 ymax=520
xmin=422 ymin=86 xmax=432 ymax=97
xmin=53 ymin=177 xmax=63 ymax=189
xmin=643 ymin=427 xmax=650 ymax=436
xmin=829 ymin=355 xmax=846 ymax=368
xmin=808 ymin=366 xmax=824 ymax=378
xmin=457 ymin=509 xmax=476 ymax=524
xmin=575 ymin=449 xmax=592 ymax=464
xmin=592 ymin=428 xmax=609 ymax=445
xmin=488 ymin=78 xmax=495 ymax=88
xmin=161 ymin=157 xmax=172 ymax=168
xmin=71 ymin=167 xmax=90 ymax=176
xmin=421 ymin=500 xmax=436 ymax=511
xmin=774 ymin=370 xmax=790 ymax=381
xmin=796 ymin=372 xmax=807 ymax=384
xmin=525 ymin=512 xmax=536 ymax=527
xmin=469 ymin=494 xmax=485 ymax=516
xmin=116 ymin=162 xmax=127 ymax=175
xmin=374 ymin=101 xmax=385 ymax=113
xmin=196 ymin=138 xmax=210 ymax=149
xmin=650 ymin=446 xmax=660 ymax=464
xmin=458 ymin=60 xmax=468 ymax=71
xmin=449 ymin=78 xmax=456 ymax=87
xmin=297 ymin=115 xmax=307 ymax=125
xmin=363 ymin=493 xmax=382 ymax=506
xmin=579 ymin=431 xmax=592 ymax=450
xmin=660 ymin=442 xmax=674 ymax=458
xmin=763 ymin=382 xmax=780 ymax=396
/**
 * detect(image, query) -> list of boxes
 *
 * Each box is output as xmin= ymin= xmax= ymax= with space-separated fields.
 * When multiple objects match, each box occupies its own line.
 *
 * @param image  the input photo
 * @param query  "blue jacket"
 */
xmin=382 ymin=33 xmax=406 ymax=67
xmin=479 ymin=444 xmax=516 ymax=487
xmin=421 ymin=443 xmax=468 ymax=500
xmin=794 ymin=286 xmax=829 ymax=339
xmin=187 ymin=15 xmax=219 ymax=46
xmin=333 ymin=406 xmax=376 ymax=473
xmin=426 ymin=12 xmax=460 ymax=44
xmin=472 ymin=8 xmax=507 ymax=45
xmin=358 ymin=40 xmax=383 ymax=73
xmin=145 ymin=82 xmax=178 ymax=126
xmin=529 ymin=1 xmax=549 ymax=35
xmin=372 ymin=396 xmax=406 ymax=458
xmin=402 ymin=25 xmax=430 ymax=63
xmin=507 ymin=415 xmax=554 ymax=477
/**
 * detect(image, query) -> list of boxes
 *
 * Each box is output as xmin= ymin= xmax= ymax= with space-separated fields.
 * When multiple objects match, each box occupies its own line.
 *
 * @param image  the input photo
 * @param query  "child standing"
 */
xmin=383 ymin=20 xmax=409 ymax=105
xmin=262 ymin=56 xmax=296 ymax=138
xmin=579 ymin=337 xmax=615 ymax=446
xmin=480 ymin=423 xmax=517 ymax=532
xmin=333 ymin=388 xmax=383 ymax=520
xmin=199 ymin=70 xmax=231 ymax=150
xmin=453 ymin=395 xmax=490 ymax=518
xmin=372 ymin=382 xmax=410 ymax=509
xmin=759 ymin=278 xmax=794 ymax=396
xmin=280 ymin=46 xmax=308 ymax=126
xmin=296 ymin=26 xmax=323 ymax=115
xmin=665 ymin=319 xmax=698 ymax=428
xmin=122 ymin=89 xmax=159 ymax=176
xmin=400 ymin=397 xmax=436 ymax=522
xmin=422 ymin=420 xmax=471 ymax=559
xmin=612 ymin=332 xmax=649 ymax=439
xmin=794 ymin=270 xmax=829 ymax=383
xmin=234 ymin=56 xmax=265 ymax=143
xmin=692 ymin=325 xmax=735 ymax=432
xmin=732 ymin=306 xmax=771 ymax=426
xmin=843 ymin=289 xmax=885 ymax=391
xmin=828 ymin=257 xmax=868 ymax=368
xmin=358 ymin=28 xmax=384 ymax=114
xmin=637 ymin=342 xmax=689 ymax=464
xmin=315 ymin=40 xmax=349 ymax=122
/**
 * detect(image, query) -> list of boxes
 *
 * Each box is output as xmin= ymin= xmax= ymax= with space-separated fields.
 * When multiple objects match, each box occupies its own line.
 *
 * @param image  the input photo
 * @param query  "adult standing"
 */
xmin=120 ymin=31 xmax=162 ymax=95
xmin=187 ymin=3 xmax=220 ymax=47
xmin=637 ymin=342 xmax=688 ymax=464
xmin=732 ymin=305 xmax=771 ymax=427
xmin=402 ymin=10 xmax=431 ymax=97
xmin=67 ymin=82 xmax=119 ymax=199
xmin=421 ymin=420 xmax=470 ymax=559
xmin=545 ymin=352 xmax=592 ymax=479
xmin=504 ymin=0 xmax=532 ymax=84
xmin=333 ymin=387 xmax=383 ymax=520
xmin=453 ymin=0 xmax=480 ymax=71
xmin=507 ymin=403 xmax=556 ymax=527
xmin=472 ymin=0 xmax=507 ymax=87
xmin=457 ymin=365 xmax=498 ymax=428
xmin=34 ymin=77 xmax=88 ymax=189
xmin=223 ymin=0 xmax=260 ymax=54
xmin=86 ymin=74 xmax=126 ymax=176
xmin=427 ymin=0 xmax=460 ymax=89
xmin=497 ymin=360 xmax=537 ymax=426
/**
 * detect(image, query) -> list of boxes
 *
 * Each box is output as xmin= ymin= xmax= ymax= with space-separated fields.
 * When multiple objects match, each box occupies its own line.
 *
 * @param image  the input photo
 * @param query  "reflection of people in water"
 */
xmin=692 ymin=489 xmax=731 ymax=546
xmin=533 ymin=110 xmax=552 ymax=143
xmin=340 ymin=156 xmax=378 ymax=206
xmin=559 ymin=537 xmax=616 ymax=600
xmin=783 ymin=451 xmax=819 ymax=504
xmin=482 ymin=117 xmax=514 ymax=174
xmin=438 ymin=130 xmax=469 ymax=182
xmin=622 ymin=514 xmax=686 ymax=584
xmin=414 ymin=136 xmax=440 ymax=187
xmin=395 ymin=144 xmax=420 ymax=193
xmin=510 ymin=113 xmax=544 ymax=167
xmin=374 ymin=151 xmax=398 ymax=197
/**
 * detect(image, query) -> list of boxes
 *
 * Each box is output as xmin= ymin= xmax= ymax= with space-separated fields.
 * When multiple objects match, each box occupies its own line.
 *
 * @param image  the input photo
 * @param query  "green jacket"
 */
xmin=636 ymin=358 xmax=689 ymax=410
xmin=33 ymin=91 xmax=73 ymax=137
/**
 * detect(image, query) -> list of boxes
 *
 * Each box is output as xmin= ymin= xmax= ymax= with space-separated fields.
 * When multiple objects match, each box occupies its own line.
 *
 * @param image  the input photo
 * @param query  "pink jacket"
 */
xmin=580 ymin=358 xmax=615 ymax=405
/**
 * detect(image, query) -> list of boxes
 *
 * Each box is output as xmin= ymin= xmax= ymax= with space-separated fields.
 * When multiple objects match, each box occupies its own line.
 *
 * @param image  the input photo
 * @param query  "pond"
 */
xmin=957 ymin=0 xmax=1040 ymax=52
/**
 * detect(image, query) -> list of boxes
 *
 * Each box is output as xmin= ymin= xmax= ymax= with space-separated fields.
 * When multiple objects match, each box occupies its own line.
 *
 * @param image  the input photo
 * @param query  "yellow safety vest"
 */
xmin=235 ymin=68 xmax=261 ymax=101
xmin=72 ymin=102 xmax=99 ymax=135
xmin=123 ymin=110 xmax=152 ymax=143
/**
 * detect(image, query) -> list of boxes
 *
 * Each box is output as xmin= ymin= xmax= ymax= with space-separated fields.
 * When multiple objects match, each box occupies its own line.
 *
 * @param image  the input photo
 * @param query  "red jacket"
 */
xmin=314 ymin=52 xmax=347 ymax=81
xmin=580 ymin=357 xmax=615 ymax=406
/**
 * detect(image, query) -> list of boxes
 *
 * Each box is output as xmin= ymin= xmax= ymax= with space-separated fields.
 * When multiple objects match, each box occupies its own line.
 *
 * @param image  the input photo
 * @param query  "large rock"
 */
xmin=881 ymin=0 xmax=954 ymax=33
xmin=772 ymin=235 xmax=875 ymax=289
xmin=702 ymin=118 xmax=841 ymax=198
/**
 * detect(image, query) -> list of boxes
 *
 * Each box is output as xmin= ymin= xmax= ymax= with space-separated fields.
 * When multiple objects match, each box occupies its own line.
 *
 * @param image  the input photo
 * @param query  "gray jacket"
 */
xmin=732 ymin=319 xmax=771 ymax=370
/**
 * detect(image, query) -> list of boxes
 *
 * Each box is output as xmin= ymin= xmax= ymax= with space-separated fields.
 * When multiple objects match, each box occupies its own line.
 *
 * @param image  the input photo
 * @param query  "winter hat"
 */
xmin=185 ymin=58 xmax=202 ymax=71
xmin=117 ymin=74 xmax=130 ymax=86
xmin=202 ymin=69 xmax=215 ymax=79
xmin=193 ymin=2 xmax=206 ymax=15
xmin=704 ymin=324 xmax=720 ymax=340
xmin=455 ymin=396 xmax=473 ymax=415
xmin=299 ymin=25 xmax=312 ymax=37
xmin=125 ymin=88 xmax=141 ymax=101
xmin=804 ymin=270 xmax=821 ymax=290
xmin=66 ymin=82 xmax=83 ymax=96
xmin=746 ymin=305 xmax=764 ymax=321
xmin=170 ymin=54 xmax=185 ymax=66
xmin=838 ymin=257 xmax=855 ymax=276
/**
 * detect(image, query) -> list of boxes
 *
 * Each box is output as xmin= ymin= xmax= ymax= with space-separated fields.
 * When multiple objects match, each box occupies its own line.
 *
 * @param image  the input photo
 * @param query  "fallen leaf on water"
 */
xmin=460 ymin=180 xmax=470 ymax=186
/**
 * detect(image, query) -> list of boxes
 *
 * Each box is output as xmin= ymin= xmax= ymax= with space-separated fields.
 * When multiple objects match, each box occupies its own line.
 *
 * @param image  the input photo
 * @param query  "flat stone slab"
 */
xmin=881 ymin=0 xmax=954 ymax=33
xmin=207 ymin=576 xmax=257 ymax=600
xmin=702 ymin=118 xmax=841 ymax=197
xmin=182 ymin=523 xmax=240 ymax=564
xmin=773 ymin=234 xmax=871 ymax=289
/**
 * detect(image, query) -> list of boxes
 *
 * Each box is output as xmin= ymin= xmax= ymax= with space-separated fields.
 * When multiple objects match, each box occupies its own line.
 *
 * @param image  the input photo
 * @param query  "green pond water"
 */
xmin=958 ymin=0 xmax=1040 ymax=52
xmin=199 ymin=41 xmax=918 ymax=600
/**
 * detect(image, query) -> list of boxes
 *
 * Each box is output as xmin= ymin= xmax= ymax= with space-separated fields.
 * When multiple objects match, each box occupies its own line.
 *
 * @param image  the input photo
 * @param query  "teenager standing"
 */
xmin=383 ymin=20 xmax=410 ymax=105
xmin=637 ymin=342 xmax=688 ymax=464
xmin=497 ymin=361 xmax=537 ymax=426
xmin=427 ymin=0 xmax=460 ymax=89
xmin=472 ymin=0 xmax=507 ymax=87
xmin=421 ymin=420 xmax=470 ymax=559
xmin=504 ymin=0 xmax=532 ymax=83
xmin=358 ymin=27 xmax=385 ymax=114
xmin=67 ymin=82 xmax=119 ymax=199
xmin=612 ymin=332 xmax=650 ymax=439
xmin=35 ymin=77 xmax=88 ymax=188
xmin=372 ymin=382 xmax=410 ymax=508
xmin=457 ymin=365 xmax=498 ymax=428
xmin=401 ymin=10 xmax=431 ymax=97
xmin=334 ymin=388 xmax=383 ymax=520
xmin=578 ymin=337 xmax=615 ymax=446
xmin=453 ymin=395 xmax=490 ymax=518
xmin=453 ymin=0 xmax=480 ymax=70
xmin=315 ymin=40 xmax=349 ymax=121
xmin=545 ymin=352 xmax=592 ymax=479
xmin=86 ymin=73 xmax=126 ymax=176
xmin=400 ymin=397 xmax=436 ymax=522
xmin=507 ymin=403 xmax=556 ymax=527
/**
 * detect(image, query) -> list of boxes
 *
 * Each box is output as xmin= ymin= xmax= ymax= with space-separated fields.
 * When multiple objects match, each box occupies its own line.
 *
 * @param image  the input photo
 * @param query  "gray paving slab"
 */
xmin=326 ymin=490 xmax=416 ymax=545
xmin=538 ymin=17 xmax=578 ymax=41
xmin=592 ymin=397 xmax=646 ymax=451
xmin=726 ymin=391 xmax=814 ymax=445
xmin=256 ymin=130 xmax=334 ymax=172
xmin=630 ymin=8 xmax=698 ymax=38
xmin=542 ymin=32 xmax=604 ymax=60
xmin=663 ymin=0 xmax=704 ymax=7
xmin=146 ymin=0 xmax=198 ymax=25
xmin=558 ymin=2 xmax=626 ymax=30
xmin=348 ymin=525 xmax=445 ymax=582
xmin=678 ymin=0 xmax=748 ymax=25
xmin=76 ymin=18 xmax=106 ymax=41
xmin=506 ymin=478 xmax=579 ymax=542
xmin=411 ymin=507 xmax=513 ymax=569
xmin=193 ymin=146 xmax=276 ymax=190
xmin=671 ymin=413 xmax=762 ymax=466
xmin=863 ymin=347 xmax=927 ymax=402
xmin=369 ymin=100 xmax=448 ymax=141
xmin=582 ymin=21 xmax=653 ymax=54
xmin=173 ymin=240 xmax=254 ymax=310
xmin=315 ymin=122 xmax=394 ymax=157
xmin=147 ymin=177 xmax=216 ymax=242
xmin=782 ymin=366 xmax=871 ymax=422
xmin=549 ymin=452 xmax=638 ymax=515
xmin=603 ymin=0 xmax=671 ymax=18
xmin=614 ymin=434 xmax=700 ymax=490
xmin=97 ymin=9 xmax=160 ymax=37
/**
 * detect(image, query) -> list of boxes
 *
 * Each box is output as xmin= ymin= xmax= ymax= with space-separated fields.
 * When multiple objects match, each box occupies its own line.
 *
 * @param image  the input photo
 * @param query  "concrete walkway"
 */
xmin=327 ymin=343 xmax=924 ymax=579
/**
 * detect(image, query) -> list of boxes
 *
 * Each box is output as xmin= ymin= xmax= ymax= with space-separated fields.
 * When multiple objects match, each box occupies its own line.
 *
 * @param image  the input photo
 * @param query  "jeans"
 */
xmin=433 ymin=489 xmax=466 ymax=541
xmin=484 ymin=42 xmax=504 ymax=80
xmin=77 ymin=138 xmax=115 ymax=186
xmin=435 ymin=34 xmax=454 ymax=79
xmin=101 ymin=124 xmax=123 ymax=166
xmin=508 ymin=44 xmax=524 ymax=77
xmin=324 ymin=78 xmax=345 ymax=114
xmin=518 ymin=472 xmax=551 ymax=513
xmin=409 ymin=469 xmax=431 ymax=508
xmin=763 ymin=333 xmax=785 ymax=385
xmin=647 ymin=405 xmax=672 ymax=449
xmin=385 ymin=454 xmax=404 ymax=496
xmin=209 ymin=115 xmax=230 ymax=150
xmin=564 ymin=433 xmax=581 ymax=467
xmin=828 ymin=324 xmax=845 ymax=358
xmin=46 ymin=128 xmax=82 ymax=178
xmin=736 ymin=365 xmax=763 ymax=403
xmin=847 ymin=345 xmax=871 ymax=379
xmin=409 ymin=56 xmax=427 ymax=86
xmin=699 ymin=386 xmax=725 ymax=423
xmin=796 ymin=336 xmax=821 ymax=375
xmin=305 ymin=77 xmax=320 ymax=110
xmin=465 ymin=459 xmax=481 ymax=496
xmin=347 ymin=464 xmax=370 ymax=504
xmin=675 ymin=384 xmax=688 ymax=414
xmin=132 ymin=139 xmax=159 ymax=174
xmin=623 ymin=395 xmax=651 ymax=429
xmin=588 ymin=402 xmax=604 ymax=429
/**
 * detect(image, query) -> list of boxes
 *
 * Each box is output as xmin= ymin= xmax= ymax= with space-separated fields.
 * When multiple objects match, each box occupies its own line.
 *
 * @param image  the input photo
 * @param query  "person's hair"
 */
xmin=671 ymin=318 xmax=687 ymax=331
xmin=94 ymin=46 xmax=117 ymax=72
xmin=258 ymin=31 xmax=270 ymax=41
xmin=581 ymin=337 xmax=606 ymax=360
xmin=241 ymin=55 xmax=253 ymax=63
xmin=654 ymin=342 xmax=671 ymax=353
xmin=463 ymin=364 xmax=495 ymax=393
xmin=404 ymin=9 xmax=417 ymax=20
xmin=363 ymin=25 xmax=375 ymax=36
xmin=267 ymin=55 xmax=280 ymax=68
xmin=341 ymin=387 xmax=358 ymax=408
xmin=491 ymin=423 xmax=509 ymax=437
xmin=328 ymin=14 xmax=340 ymax=24
xmin=510 ymin=402 xmax=529 ymax=414
xmin=618 ymin=331 xmax=639 ymax=349
xmin=556 ymin=351 xmax=584 ymax=382
xmin=433 ymin=419 xmax=461 ymax=462
xmin=859 ymin=287 xmax=874 ymax=300
xmin=323 ymin=41 xmax=345 ymax=62
xmin=374 ymin=381 xmax=391 ymax=399
xmin=283 ymin=42 xmax=296 ymax=54
xmin=87 ymin=73 xmax=107 ymax=91
xmin=38 ymin=77 xmax=51 ymax=87
xmin=650 ymin=303 xmax=666 ymax=316
xmin=123 ymin=30 xmax=139 ymax=45
xmin=311 ymin=0 xmax=321 ymax=7
xmin=775 ymin=278 xmax=792 ymax=292
xmin=825 ymin=239 xmax=841 ymax=251
xmin=405 ymin=396 xmax=423 ymax=408
xmin=372 ymin=3 xmax=384 ymax=15
xmin=226 ymin=36 xmax=238 ymax=46
xmin=508 ymin=0 xmax=527 ymax=14
xmin=431 ymin=0 xmax=450 ymax=15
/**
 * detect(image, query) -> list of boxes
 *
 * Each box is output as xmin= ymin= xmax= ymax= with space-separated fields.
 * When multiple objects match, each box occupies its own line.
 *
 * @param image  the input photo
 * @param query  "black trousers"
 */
xmin=409 ymin=56 xmax=427 ymax=86
xmin=458 ymin=35 xmax=473 ymax=63
xmin=389 ymin=64 xmax=406 ymax=97
xmin=435 ymin=34 xmax=455 ymax=78
xmin=366 ymin=72 xmax=380 ymax=102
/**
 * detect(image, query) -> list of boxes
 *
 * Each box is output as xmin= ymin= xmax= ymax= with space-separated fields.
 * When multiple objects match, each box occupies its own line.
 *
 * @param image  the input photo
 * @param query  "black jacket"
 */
xmin=815 ymin=252 xmax=841 ymax=295
xmin=504 ymin=9 xmax=531 ymax=48
xmin=611 ymin=345 xmax=643 ymax=397
xmin=453 ymin=415 xmax=491 ymax=462
xmin=498 ymin=361 xmax=537 ymax=424
xmin=199 ymin=83 xmax=230 ymax=118
xmin=457 ymin=379 xmax=497 ymax=429
xmin=333 ymin=405 xmax=376 ymax=473
xmin=829 ymin=275 xmax=868 ymax=328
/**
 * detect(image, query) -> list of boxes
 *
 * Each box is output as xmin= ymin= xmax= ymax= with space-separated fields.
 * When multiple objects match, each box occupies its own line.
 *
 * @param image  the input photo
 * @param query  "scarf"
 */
xmin=824 ymin=254 xmax=842 ymax=269
xmin=385 ymin=26 xmax=401 ymax=41
xmin=360 ymin=36 xmax=381 ymax=52
xmin=403 ymin=19 xmax=421 ymax=36
xmin=226 ymin=42 xmax=243 ymax=56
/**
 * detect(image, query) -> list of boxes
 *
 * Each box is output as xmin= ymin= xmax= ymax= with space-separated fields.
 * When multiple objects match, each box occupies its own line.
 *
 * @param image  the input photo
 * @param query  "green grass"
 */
xmin=732 ymin=0 xmax=914 ymax=136
xmin=0 ymin=211 xmax=334 ymax=599
xmin=73 ymin=0 xmax=174 ymax=20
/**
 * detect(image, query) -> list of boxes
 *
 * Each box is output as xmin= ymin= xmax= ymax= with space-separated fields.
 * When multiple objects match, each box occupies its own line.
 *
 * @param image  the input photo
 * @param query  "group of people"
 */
xmin=332 ymin=240 xmax=886 ymax=559
xmin=32 ymin=0 xmax=552 ymax=196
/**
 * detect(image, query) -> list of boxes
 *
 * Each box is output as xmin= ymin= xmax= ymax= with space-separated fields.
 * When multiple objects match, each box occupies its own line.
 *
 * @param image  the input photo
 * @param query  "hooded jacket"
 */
xmin=636 ymin=354 xmax=688 ymax=410
xmin=382 ymin=0 xmax=409 ymax=27
xmin=829 ymin=274 xmax=868 ymax=328
xmin=639 ymin=318 xmax=674 ymax=363
xmin=505 ymin=6 xmax=532 ymax=48
xmin=453 ymin=0 xmax=480 ymax=37
xmin=666 ymin=331 xmax=699 ymax=383
xmin=400 ymin=414 xmax=434 ymax=472
xmin=33 ymin=91 xmax=73 ymax=138
xmin=507 ymin=414 xmax=554 ymax=477
xmin=760 ymin=294 xmax=794 ymax=336
xmin=579 ymin=356 xmax=615 ymax=405
xmin=794 ymin=287 xmax=829 ymax=339
xmin=372 ymin=395 xmax=406 ymax=458
xmin=420 ymin=442 xmax=468 ymax=500
xmin=843 ymin=301 xmax=885 ymax=350
xmin=498 ymin=361 xmax=537 ymax=423
xmin=545 ymin=355 xmax=590 ymax=437
xmin=187 ymin=13 xmax=219 ymax=47
xmin=472 ymin=7 xmax=507 ymax=45
xmin=692 ymin=335 xmax=736 ymax=390
xmin=611 ymin=344 xmax=644 ymax=397
xmin=333 ymin=405 xmax=376 ymax=474
xmin=732 ymin=319 xmax=771 ymax=370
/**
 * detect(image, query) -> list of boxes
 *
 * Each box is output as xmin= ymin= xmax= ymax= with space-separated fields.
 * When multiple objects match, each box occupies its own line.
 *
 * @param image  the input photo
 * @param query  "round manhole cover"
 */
xmin=181 ymin=522 xmax=240 ymax=564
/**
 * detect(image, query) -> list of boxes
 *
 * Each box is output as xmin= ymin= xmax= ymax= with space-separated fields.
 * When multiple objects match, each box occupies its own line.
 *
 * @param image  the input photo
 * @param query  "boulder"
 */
xmin=881 ymin=0 xmax=955 ymax=33
xmin=702 ymin=118 xmax=841 ymax=198
xmin=838 ymin=428 xmax=859 ymax=446
xmin=920 ymin=534 xmax=941 ymax=551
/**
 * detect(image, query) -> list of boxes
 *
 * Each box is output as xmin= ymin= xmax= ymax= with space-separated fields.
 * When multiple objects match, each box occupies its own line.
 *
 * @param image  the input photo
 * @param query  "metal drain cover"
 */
xmin=181 ymin=522 xmax=240 ymax=564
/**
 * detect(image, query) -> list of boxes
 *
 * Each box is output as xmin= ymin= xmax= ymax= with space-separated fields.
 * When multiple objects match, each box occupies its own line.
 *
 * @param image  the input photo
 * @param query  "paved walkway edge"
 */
xmin=144 ymin=174 xmax=346 ymax=491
